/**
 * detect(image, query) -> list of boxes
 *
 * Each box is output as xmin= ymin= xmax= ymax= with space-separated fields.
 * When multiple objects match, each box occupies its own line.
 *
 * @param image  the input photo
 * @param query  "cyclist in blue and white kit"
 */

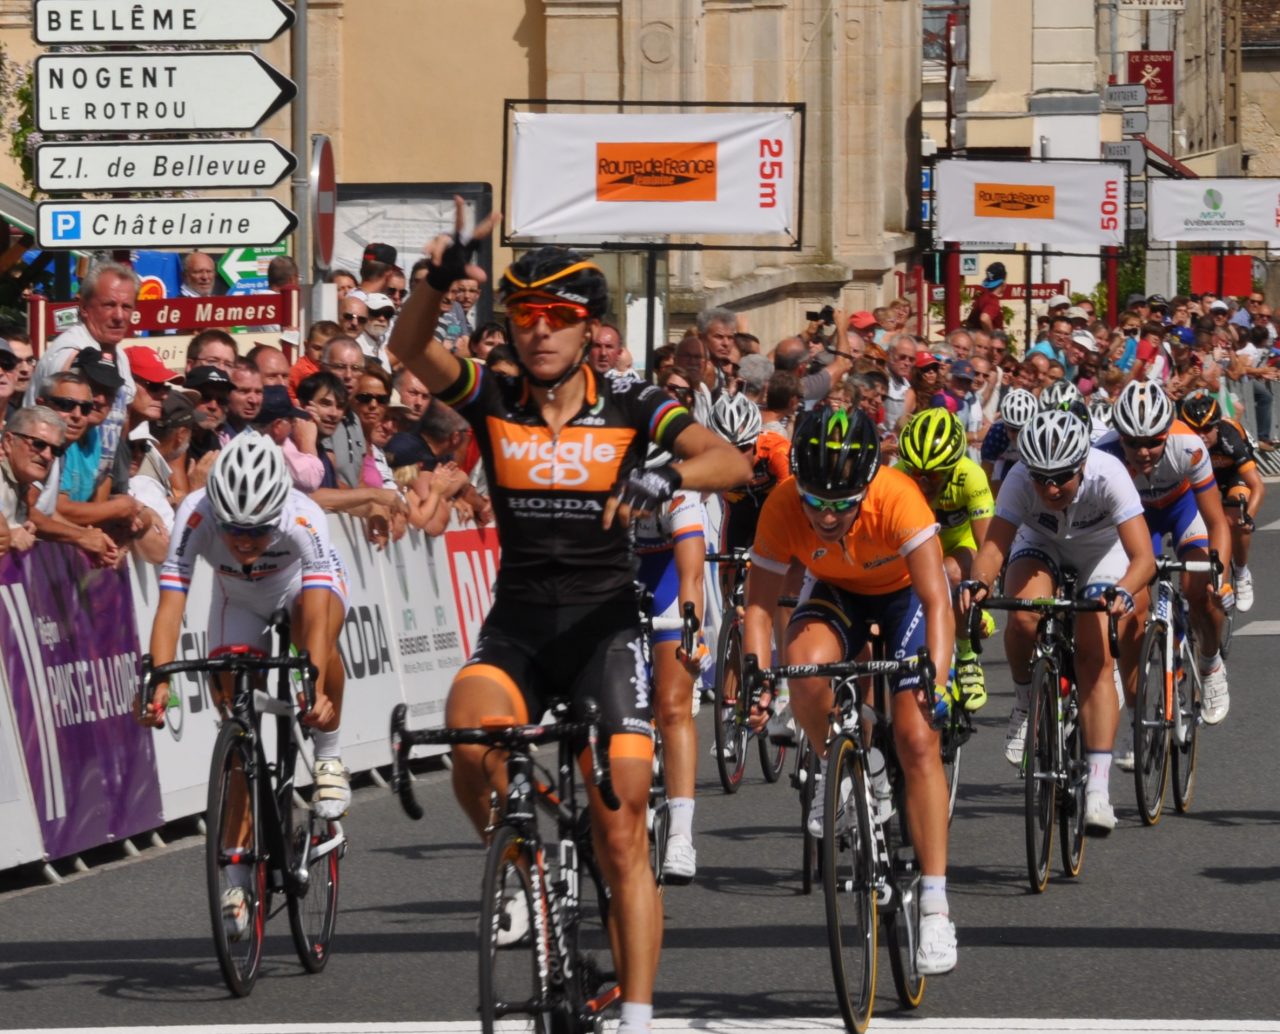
xmin=634 ymin=451 xmax=705 ymax=883
xmin=980 ymin=387 xmax=1037 ymax=498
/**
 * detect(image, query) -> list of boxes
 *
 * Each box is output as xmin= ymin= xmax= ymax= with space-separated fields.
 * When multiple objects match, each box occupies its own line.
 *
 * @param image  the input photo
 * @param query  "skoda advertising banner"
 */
xmin=1149 ymin=180 xmax=1280 ymax=243
xmin=935 ymin=160 xmax=1128 ymax=247
xmin=508 ymin=111 xmax=797 ymax=239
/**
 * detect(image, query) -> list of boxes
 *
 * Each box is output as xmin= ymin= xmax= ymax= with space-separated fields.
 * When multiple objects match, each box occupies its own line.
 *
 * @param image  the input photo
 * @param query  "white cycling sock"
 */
xmin=313 ymin=728 xmax=341 ymax=758
xmin=1233 ymin=562 xmax=1249 ymax=579
xmin=919 ymin=875 xmax=948 ymax=916
xmin=1012 ymin=680 xmax=1031 ymax=710
xmin=225 ymin=860 xmax=253 ymax=891
xmin=1198 ymin=650 xmax=1221 ymax=675
xmin=1087 ymin=752 xmax=1111 ymax=796
xmin=618 ymin=1001 xmax=653 ymax=1034
xmin=668 ymin=797 xmax=695 ymax=840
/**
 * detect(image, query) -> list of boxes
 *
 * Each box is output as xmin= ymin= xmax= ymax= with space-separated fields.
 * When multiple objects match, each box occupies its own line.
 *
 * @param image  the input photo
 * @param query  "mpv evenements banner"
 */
xmin=509 ymin=112 xmax=796 ymax=238
xmin=935 ymin=160 xmax=1127 ymax=246
xmin=1149 ymin=180 xmax=1280 ymax=243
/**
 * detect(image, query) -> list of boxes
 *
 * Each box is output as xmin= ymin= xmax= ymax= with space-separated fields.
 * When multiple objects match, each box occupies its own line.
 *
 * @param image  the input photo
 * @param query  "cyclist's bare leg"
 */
xmin=783 ymin=618 xmax=843 ymax=757
xmin=893 ymin=688 xmax=948 ymax=876
xmin=653 ymin=642 xmax=695 ymax=802
xmin=444 ymin=669 xmax=523 ymax=838
xmin=1116 ymin=590 xmax=1149 ymax=709
xmin=292 ymin=591 xmax=348 ymax=731
xmin=1075 ymin=612 xmax=1120 ymax=753
xmin=1000 ymin=558 xmax=1055 ymax=682
xmin=1181 ymin=551 xmax=1221 ymax=655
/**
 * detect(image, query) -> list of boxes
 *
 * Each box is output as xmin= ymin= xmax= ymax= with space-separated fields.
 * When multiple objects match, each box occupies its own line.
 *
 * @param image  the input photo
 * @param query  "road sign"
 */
xmin=1104 ymin=84 xmax=1148 ymax=108
xmin=1122 ymin=111 xmax=1149 ymax=136
xmin=1103 ymin=140 xmax=1145 ymax=175
xmin=33 ymin=0 xmax=294 ymax=44
xmin=218 ymin=243 xmax=289 ymax=289
xmin=37 ymin=198 xmax=298 ymax=249
xmin=1130 ymin=208 xmax=1147 ymax=231
xmin=35 ymin=139 xmax=296 ymax=192
xmin=35 ymin=52 xmax=296 ymax=133
xmin=1130 ymin=180 xmax=1147 ymax=205
xmin=960 ymin=255 xmax=979 ymax=276
xmin=311 ymin=135 xmax=336 ymax=271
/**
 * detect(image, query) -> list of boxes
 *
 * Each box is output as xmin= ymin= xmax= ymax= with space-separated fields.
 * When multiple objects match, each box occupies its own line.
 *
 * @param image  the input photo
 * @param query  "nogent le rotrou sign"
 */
xmin=36 ymin=140 xmax=298 ymax=192
xmin=35 ymin=52 xmax=296 ymax=133
xmin=33 ymin=0 xmax=295 ymax=44
xmin=36 ymin=198 xmax=299 ymax=249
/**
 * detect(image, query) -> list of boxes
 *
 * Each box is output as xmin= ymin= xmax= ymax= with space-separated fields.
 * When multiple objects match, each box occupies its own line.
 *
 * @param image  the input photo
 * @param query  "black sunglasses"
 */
xmin=0 ymin=355 xmax=16 ymax=372
xmin=9 ymin=430 xmax=65 ymax=458
xmin=1121 ymin=434 xmax=1167 ymax=450
xmin=45 ymin=396 xmax=94 ymax=416
xmin=1029 ymin=467 xmax=1080 ymax=488
xmin=354 ymin=392 xmax=390 ymax=406
xmin=198 ymin=389 xmax=229 ymax=404
xmin=342 ymin=313 xmax=369 ymax=324
xmin=136 ymin=377 xmax=171 ymax=395
xmin=383 ymin=288 xmax=406 ymax=298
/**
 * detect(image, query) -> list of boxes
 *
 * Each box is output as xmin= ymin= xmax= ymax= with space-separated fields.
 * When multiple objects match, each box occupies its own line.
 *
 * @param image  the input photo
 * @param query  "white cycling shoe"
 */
xmin=222 ymin=886 xmax=249 ymax=942
xmin=916 ymin=912 xmax=958 ymax=975
xmin=1004 ymin=708 xmax=1028 ymax=767
xmin=662 ymin=834 xmax=697 ymax=885
xmin=1201 ymin=664 xmax=1230 ymax=725
xmin=313 ymin=758 xmax=351 ymax=819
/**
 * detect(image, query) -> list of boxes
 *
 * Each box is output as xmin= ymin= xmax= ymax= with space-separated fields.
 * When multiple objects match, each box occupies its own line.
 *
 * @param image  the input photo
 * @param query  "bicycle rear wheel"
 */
xmin=288 ymin=807 xmax=341 ymax=972
xmin=648 ymin=743 xmax=669 ymax=886
xmin=1133 ymin=620 xmax=1170 ymax=826
xmin=822 ymin=734 xmax=877 ymax=1034
xmin=798 ymin=737 xmax=820 ymax=895
xmin=206 ymin=721 xmax=266 ymax=997
xmin=1024 ymin=658 xmax=1057 ymax=894
xmin=1058 ymin=690 xmax=1087 ymax=879
xmin=758 ymin=722 xmax=787 ymax=783
xmin=479 ymin=824 xmax=552 ymax=1034
xmin=1171 ymin=637 xmax=1201 ymax=813
xmin=883 ymin=772 xmax=925 ymax=1010
xmin=712 ymin=619 xmax=749 ymax=793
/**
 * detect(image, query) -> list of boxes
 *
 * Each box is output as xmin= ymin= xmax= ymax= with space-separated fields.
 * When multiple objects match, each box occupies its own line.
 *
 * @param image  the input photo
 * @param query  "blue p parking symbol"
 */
xmin=50 ymin=210 xmax=81 ymax=241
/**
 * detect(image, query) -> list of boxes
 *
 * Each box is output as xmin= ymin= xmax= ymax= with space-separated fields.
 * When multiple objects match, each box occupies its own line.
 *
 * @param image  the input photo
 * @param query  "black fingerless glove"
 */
xmin=425 ymin=232 xmax=481 ymax=292
xmin=613 ymin=465 xmax=682 ymax=513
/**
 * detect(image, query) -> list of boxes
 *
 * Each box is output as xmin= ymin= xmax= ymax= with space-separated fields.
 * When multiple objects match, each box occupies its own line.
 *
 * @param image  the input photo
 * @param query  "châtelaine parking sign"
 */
xmin=36 ymin=198 xmax=298 ymax=249
xmin=36 ymin=139 xmax=297 ymax=192
xmin=33 ymin=0 xmax=294 ymax=44
xmin=35 ymin=52 xmax=296 ymax=132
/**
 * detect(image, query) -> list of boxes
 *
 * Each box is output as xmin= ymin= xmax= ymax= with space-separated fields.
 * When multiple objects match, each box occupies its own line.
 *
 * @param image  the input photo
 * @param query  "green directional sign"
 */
xmin=218 ymin=242 xmax=289 ymax=290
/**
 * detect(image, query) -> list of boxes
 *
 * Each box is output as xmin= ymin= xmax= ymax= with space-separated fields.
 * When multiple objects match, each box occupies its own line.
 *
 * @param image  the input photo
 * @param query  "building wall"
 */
xmin=1242 ymin=55 xmax=1280 ymax=177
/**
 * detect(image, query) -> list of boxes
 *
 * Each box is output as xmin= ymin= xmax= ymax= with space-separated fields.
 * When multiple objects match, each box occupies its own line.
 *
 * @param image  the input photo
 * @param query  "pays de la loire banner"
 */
xmin=509 ymin=112 xmax=796 ymax=238
xmin=935 ymin=160 xmax=1128 ymax=247
xmin=1149 ymin=180 xmax=1280 ymax=243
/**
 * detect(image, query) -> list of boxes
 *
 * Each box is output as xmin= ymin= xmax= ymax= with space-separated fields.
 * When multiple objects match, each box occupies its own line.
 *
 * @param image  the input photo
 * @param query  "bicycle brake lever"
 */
xmin=581 ymin=699 xmax=621 ymax=811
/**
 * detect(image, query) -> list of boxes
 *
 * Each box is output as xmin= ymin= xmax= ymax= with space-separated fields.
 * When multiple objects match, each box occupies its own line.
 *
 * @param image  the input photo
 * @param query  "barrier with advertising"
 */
xmin=1149 ymin=180 xmax=1280 ymax=243
xmin=935 ymin=160 xmax=1128 ymax=247
xmin=0 ymin=545 xmax=163 ymax=862
xmin=508 ymin=111 xmax=798 ymax=240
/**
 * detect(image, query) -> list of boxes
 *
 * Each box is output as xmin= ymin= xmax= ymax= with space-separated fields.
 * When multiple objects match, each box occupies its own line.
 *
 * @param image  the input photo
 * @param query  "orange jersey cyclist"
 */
xmin=741 ymin=406 xmax=959 ymax=976
xmin=387 ymin=210 xmax=750 ymax=1034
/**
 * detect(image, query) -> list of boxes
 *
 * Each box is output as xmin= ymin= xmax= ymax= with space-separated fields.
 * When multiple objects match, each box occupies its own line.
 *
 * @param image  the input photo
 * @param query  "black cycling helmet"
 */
xmin=791 ymin=405 xmax=881 ymax=501
xmin=1179 ymin=389 xmax=1222 ymax=431
xmin=498 ymin=246 xmax=609 ymax=319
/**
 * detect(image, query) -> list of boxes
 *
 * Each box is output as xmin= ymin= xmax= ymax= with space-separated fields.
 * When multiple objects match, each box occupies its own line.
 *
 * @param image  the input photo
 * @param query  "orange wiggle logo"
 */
xmin=596 ymin=142 xmax=718 ymax=203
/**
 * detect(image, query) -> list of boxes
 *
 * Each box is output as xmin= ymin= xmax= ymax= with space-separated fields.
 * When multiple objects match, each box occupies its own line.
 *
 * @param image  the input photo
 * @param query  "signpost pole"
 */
xmin=644 ymin=247 xmax=658 ymax=376
xmin=1105 ymin=246 xmax=1119 ymax=325
xmin=291 ymin=0 xmax=310 ymax=326
xmin=1024 ymin=250 xmax=1033 ymax=352
xmin=943 ymin=242 xmax=961 ymax=331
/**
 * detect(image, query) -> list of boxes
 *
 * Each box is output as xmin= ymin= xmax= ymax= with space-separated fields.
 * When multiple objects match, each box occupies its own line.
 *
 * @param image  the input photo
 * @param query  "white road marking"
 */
xmin=1233 ymin=619 xmax=1280 ymax=636
xmin=9 ymin=1020 xmax=1280 ymax=1034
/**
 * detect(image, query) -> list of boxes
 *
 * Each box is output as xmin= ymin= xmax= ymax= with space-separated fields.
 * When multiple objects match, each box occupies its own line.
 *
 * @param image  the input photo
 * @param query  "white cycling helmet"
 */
xmin=1041 ymin=378 xmax=1083 ymax=410
xmin=710 ymin=391 xmax=763 ymax=448
xmin=1089 ymin=398 xmax=1114 ymax=429
xmin=1000 ymin=388 xmax=1039 ymax=430
xmin=206 ymin=431 xmax=291 ymax=528
xmin=1112 ymin=380 xmax=1175 ymax=438
xmin=1018 ymin=409 xmax=1091 ymax=473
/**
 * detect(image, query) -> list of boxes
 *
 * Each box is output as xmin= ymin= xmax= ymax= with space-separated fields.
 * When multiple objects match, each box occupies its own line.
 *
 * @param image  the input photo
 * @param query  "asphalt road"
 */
xmin=3 ymin=497 xmax=1280 ymax=1031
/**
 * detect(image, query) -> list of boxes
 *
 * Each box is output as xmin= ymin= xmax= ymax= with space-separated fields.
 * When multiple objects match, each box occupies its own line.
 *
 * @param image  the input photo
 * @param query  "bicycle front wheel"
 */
xmin=1024 ymin=658 xmax=1057 ymax=894
xmin=1171 ymin=636 xmax=1201 ymax=813
xmin=712 ymin=618 xmax=749 ymax=793
xmin=648 ymin=746 xmax=669 ymax=886
xmin=288 ymin=808 xmax=341 ymax=973
xmin=1058 ymin=689 xmax=1087 ymax=879
xmin=758 ymin=719 xmax=787 ymax=783
xmin=882 ymin=765 xmax=925 ymax=1010
xmin=206 ymin=721 xmax=266 ymax=997
xmin=799 ymin=737 xmax=820 ymax=895
xmin=940 ymin=717 xmax=963 ymax=824
xmin=1133 ymin=620 xmax=1170 ymax=826
xmin=479 ymin=825 xmax=553 ymax=1034
xmin=823 ymin=734 xmax=877 ymax=1034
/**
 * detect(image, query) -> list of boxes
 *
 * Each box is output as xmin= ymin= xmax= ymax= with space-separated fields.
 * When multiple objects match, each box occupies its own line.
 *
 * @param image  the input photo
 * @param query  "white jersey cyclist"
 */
xmin=634 ymin=488 xmax=705 ymax=644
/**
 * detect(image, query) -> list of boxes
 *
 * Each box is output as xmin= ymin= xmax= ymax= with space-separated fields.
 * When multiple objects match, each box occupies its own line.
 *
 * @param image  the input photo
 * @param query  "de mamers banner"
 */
xmin=1149 ymin=179 xmax=1280 ymax=243
xmin=0 ymin=544 xmax=161 ymax=860
xmin=935 ymin=160 xmax=1127 ymax=247
xmin=509 ymin=112 xmax=797 ymax=239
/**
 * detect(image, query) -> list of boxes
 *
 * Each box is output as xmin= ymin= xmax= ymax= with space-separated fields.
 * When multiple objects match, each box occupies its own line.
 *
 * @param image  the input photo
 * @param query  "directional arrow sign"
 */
xmin=1103 ymin=140 xmax=1145 ymax=175
xmin=35 ymin=53 xmax=295 ymax=133
xmin=35 ymin=140 xmax=297 ymax=192
xmin=1104 ymin=83 xmax=1148 ymax=108
xmin=34 ymin=0 xmax=294 ymax=43
xmin=218 ymin=243 xmax=289 ymax=289
xmin=36 ymin=198 xmax=298 ymax=249
xmin=1122 ymin=111 xmax=1150 ymax=136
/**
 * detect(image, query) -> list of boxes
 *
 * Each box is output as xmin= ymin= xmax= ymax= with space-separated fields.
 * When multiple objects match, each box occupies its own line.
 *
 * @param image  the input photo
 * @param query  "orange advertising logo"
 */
xmin=974 ymin=182 xmax=1056 ymax=219
xmin=487 ymin=419 xmax=636 ymax=492
xmin=597 ymin=142 xmax=718 ymax=203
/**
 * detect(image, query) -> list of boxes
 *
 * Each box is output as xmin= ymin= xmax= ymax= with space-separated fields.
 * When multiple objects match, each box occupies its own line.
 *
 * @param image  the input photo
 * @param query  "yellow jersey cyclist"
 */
xmin=894 ymin=408 xmax=993 ymax=709
xmin=387 ymin=220 xmax=750 ymax=1034
xmin=743 ymin=406 xmax=959 ymax=975
xmin=1178 ymin=389 xmax=1264 ymax=613
xmin=960 ymin=409 xmax=1155 ymax=835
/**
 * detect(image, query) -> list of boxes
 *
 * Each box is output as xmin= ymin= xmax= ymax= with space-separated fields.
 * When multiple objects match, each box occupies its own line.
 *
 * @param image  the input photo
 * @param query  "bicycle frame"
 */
xmin=1149 ymin=553 xmax=1220 ymax=748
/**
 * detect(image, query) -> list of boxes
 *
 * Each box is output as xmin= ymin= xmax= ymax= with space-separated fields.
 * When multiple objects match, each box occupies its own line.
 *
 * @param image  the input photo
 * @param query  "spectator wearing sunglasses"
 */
xmin=360 ymin=293 xmax=398 ymax=367
xmin=39 ymin=372 xmax=99 ymax=503
xmin=0 ymin=339 xmax=17 ymax=431
xmin=340 ymin=295 xmax=373 ymax=351
xmin=3 ymin=334 xmax=35 ymax=421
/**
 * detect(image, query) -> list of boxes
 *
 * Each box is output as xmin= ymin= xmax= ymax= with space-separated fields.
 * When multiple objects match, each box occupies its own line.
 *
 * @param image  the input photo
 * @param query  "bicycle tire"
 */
xmin=882 ymin=757 xmax=925 ymax=1010
xmin=1133 ymin=620 xmax=1170 ymax=826
xmin=478 ymin=825 xmax=553 ymax=1034
xmin=712 ymin=618 xmax=749 ymax=794
xmin=758 ymin=721 xmax=787 ymax=783
xmin=822 ymin=734 xmax=877 ymax=1034
xmin=1171 ymin=636 xmax=1200 ymax=813
xmin=1058 ymin=688 xmax=1087 ymax=879
xmin=648 ymin=747 xmax=669 ymax=887
xmin=1219 ymin=606 xmax=1233 ymax=660
xmin=799 ymin=737 xmax=820 ymax=895
xmin=1024 ymin=658 xmax=1057 ymax=894
xmin=288 ymin=808 xmax=341 ymax=973
xmin=940 ymin=719 xmax=962 ymax=824
xmin=206 ymin=720 xmax=266 ymax=997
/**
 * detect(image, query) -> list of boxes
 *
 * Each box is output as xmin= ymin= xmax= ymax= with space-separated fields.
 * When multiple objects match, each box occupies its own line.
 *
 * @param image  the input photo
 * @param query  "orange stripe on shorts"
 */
xmin=454 ymin=664 xmax=529 ymax=725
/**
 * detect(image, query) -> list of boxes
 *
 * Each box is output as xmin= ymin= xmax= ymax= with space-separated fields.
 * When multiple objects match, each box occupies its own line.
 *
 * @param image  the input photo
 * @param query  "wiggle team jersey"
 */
xmin=1095 ymin=420 xmax=1216 ymax=510
xmin=439 ymin=358 xmax=694 ymax=605
xmin=750 ymin=467 xmax=938 ymax=596
xmin=994 ymin=450 xmax=1144 ymax=549
xmin=1203 ymin=419 xmax=1256 ymax=490
xmin=160 ymin=488 xmax=345 ymax=603
xmin=893 ymin=455 xmax=993 ymax=554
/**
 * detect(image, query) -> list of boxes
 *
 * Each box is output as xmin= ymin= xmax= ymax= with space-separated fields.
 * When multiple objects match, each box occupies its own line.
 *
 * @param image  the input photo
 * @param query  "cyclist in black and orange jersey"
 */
xmin=1179 ymin=388 xmax=1265 ymax=612
xmin=387 ymin=204 xmax=750 ymax=1034
xmin=742 ymin=406 xmax=959 ymax=976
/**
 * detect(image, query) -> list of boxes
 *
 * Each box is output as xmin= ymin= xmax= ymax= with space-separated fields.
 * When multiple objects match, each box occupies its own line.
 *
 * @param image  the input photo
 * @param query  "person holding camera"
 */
xmin=772 ymin=305 xmax=855 ymax=405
